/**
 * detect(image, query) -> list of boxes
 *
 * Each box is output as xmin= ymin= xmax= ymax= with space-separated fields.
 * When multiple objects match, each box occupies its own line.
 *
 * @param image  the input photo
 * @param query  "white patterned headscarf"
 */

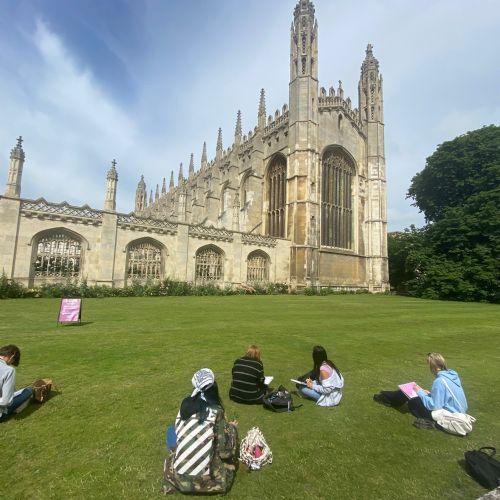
xmin=191 ymin=368 xmax=215 ymax=397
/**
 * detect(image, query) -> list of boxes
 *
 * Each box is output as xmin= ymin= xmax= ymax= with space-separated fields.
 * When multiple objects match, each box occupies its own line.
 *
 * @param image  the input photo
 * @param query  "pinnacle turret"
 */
xmin=169 ymin=171 xmax=175 ymax=189
xmin=10 ymin=136 xmax=25 ymax=162
xmin=216 ymin=128 xmax=223 ymax=161
xmin=216 ymin=128 xmax=223 ymax=151
xmin=107 ymin=159 xmax=118 ymax=180
xmin=189 ymin=153 xmax=195 ymax=177
xmin=135 ymin=174 xmax=146 ymax=212
xmin=104 ymin=159 xmax=118 ymax=211
xmin=201 ymin=142 xmax=208 ymax=170
xmin=162 ymin=177 xmax=166 ymax=194
xmin=178 ymin=162 xmax=184 ymax=183
xmin=358 ymin=43 xmax=383 ymax=123
xmin=235 ymin=110 xmax=242 ymax=139
xmin=258 ymin=89 xmax=266 ymax=128
xmin=361 ymin=43 xmax=379 ymax=73
xmin=155 ymin=184 xmax=159 ymax=201
xmin=5 ymin=136 xmax=26 ymax=198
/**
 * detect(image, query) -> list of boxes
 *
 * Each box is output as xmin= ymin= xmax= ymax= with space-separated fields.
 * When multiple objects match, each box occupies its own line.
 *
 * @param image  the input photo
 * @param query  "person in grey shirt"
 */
xmin=0 ymin=345 xmax=33 ymax=421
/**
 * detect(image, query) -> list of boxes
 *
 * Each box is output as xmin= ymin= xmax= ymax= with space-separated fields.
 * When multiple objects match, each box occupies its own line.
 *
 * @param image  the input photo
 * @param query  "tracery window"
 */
xmin=266 ymin=156 xmax=287 ymax=238
xmin=33 ymin=232 xmax=81 ymax=278
xmin=127 ymin=240 xmax=162 ymax=281
xmin=195 ymin=246 xmax=223 ymax=282
xmin=246 ymin=251 xmax=269 ymax=282
xmin=321 ymin=149 xmax=354 ymax=249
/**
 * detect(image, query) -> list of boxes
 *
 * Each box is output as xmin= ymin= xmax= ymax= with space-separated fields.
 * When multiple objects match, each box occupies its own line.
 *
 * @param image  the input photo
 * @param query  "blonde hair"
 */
xmin=427 ymin=352 xmax=447 ymax=374
xmin=245 ymin=344 xmax=261 ymax=361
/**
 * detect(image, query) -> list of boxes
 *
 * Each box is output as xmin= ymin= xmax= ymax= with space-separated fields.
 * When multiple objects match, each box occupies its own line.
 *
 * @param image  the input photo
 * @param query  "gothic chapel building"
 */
xmin=0 ymin=1 xmax=389 ymax=291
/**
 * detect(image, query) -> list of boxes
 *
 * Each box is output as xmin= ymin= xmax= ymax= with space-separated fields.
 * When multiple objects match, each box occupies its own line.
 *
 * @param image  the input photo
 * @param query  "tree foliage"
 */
xmin=389 ymin=125 xmax=500 ymax=303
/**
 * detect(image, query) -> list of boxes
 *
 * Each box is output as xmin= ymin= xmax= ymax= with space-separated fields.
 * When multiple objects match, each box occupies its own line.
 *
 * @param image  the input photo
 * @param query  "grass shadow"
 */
xmin=13 ymin=390 xmax=62 ymax=421
xmin=58 ymin=321 xmax=93 ymax=327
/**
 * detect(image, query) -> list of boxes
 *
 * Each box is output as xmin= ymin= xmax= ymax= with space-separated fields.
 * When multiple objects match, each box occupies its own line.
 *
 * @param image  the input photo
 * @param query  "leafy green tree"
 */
xmin=390 ymin=125 xmax=500 ymax=302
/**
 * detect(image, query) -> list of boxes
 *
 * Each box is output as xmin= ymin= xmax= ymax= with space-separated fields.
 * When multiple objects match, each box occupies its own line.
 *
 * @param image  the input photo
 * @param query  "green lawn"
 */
xmin=0 ymin=295 xmax=499 ymax=499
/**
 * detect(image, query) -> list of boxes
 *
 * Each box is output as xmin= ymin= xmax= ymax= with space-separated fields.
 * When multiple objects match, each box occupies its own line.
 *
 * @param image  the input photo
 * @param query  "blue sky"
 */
xmin=0 ymin=0 xmax=499 ymax=230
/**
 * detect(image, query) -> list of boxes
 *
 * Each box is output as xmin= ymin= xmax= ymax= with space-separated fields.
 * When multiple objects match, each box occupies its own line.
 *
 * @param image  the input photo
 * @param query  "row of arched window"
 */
xmin=32 ymin=234 xmax=269 ymax=283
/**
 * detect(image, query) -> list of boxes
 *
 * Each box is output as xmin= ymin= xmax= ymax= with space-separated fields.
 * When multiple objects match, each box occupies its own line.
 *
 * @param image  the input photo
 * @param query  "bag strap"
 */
xmin=479 ymin=446 xmax=496 ymax=457
xmin=440 ymin=377 xmax=464 ymax=413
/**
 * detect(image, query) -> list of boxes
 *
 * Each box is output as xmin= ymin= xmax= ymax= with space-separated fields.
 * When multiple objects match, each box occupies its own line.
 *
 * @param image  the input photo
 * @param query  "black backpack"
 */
xmin=464 ymin=447 xmax=500 ymax=489
xmin=263 ymin=385 xmax=296 ymax=412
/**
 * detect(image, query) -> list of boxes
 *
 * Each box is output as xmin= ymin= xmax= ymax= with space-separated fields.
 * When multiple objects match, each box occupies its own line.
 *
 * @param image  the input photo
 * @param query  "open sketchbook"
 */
xmin=290 ymin=378 xmax=307 ymax=386
xmin=264 ymin=376 xmax=274 ymax=386
xmin=399 ymin=382 xmax=419 ymax=399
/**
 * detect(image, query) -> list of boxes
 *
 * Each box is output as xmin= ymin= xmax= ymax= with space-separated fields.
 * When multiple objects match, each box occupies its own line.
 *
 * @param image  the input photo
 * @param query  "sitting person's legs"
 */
xmin=375 ymin=389 xmax=407 ymax=407
xmin=407 ymin=396 xmax=432 ymax=420
xmin=298 ymin=386 xmax=321 ymax=401
xmin=0 ymin=387 xmax=33 ymax=421
xmin=9 ymin=387 xmax=33 ymax=414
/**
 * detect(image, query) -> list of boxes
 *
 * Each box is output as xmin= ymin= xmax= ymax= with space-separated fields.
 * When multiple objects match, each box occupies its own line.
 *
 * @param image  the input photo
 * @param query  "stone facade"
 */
xmin=0 ymin=0 xmax=389 ymax=291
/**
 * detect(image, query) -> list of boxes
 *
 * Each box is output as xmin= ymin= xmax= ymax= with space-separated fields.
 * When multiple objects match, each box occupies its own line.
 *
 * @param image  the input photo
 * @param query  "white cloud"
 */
xmin=0 ymin=0 xmax=498 ymax=231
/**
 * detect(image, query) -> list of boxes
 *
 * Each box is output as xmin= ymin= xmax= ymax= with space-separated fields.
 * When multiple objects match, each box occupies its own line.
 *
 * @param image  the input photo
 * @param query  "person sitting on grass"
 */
xmin=0 ymin=344 xmax=33 ymax=422
xmin=298 ymin=345 xmax=344 ymax=407
xmin=163 ymin=368 xmax=238 ymax=495
xmin=229 ymin=344 xmax=267 ymax=404
xmin=373 ymin=352 xmax=468 ymax=429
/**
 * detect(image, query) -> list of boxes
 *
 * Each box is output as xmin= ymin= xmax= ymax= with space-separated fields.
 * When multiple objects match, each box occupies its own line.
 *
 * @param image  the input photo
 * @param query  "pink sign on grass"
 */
xmin=58 ymin=298 xmax=82 ymax=324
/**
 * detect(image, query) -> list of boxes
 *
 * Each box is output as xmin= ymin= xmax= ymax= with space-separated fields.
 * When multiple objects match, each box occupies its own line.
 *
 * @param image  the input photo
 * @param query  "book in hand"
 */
xmin=264 ymin=376 xmax=274 ymax=386
xmin=290 ymin=378 xmax=307 ymax=386
xmin=399 ymin=382 xmax=419 ymax=399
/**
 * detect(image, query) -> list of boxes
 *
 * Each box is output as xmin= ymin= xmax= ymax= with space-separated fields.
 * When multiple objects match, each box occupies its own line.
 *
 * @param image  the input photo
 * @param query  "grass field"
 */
xmin=0 ymin=295 xmax=499 ymax=499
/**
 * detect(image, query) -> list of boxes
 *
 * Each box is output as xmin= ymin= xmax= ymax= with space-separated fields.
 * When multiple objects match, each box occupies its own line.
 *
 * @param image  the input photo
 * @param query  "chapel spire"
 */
xmin=358 ymin=43 xmax=383 ymax=123
xmin=258 ymin=89 xmax=266 ymax=129
xmin=161 ymin=177 xmax=166 ymax=194
xmin=290 ymin=0 xmax=318 ymax=82
xmin=178 ymin=162 xmax=184 ymax=183
xmin=188 ymin=153 xmax=195 ymax=177
xmin=169 ymin=171 xmax=175 ymax=190
xmin=216 ymin=128 xmax=223 ymax=161
xmin=135 ymin=175 xmax=146 ymax=212
xmin=5 ymin=136 xmax=26 ymax=198
xmin=234 ymin=110 xmax=242 ymax=145
xmin=104 ymin=159 xmax=118 ymax=211
xmin=201 ymin=142 xmax=208 ymax=170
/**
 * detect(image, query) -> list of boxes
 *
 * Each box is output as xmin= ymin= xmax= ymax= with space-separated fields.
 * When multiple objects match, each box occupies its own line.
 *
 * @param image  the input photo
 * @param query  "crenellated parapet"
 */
xmin=20 ymin=198 xmax=103 ymax=225
xmin=263 ymin=107 xmax=289 ymax=139
xmin=242 ymin=233 xmax=277 ymax=248
xmin=117 ymin=212 xmax=178 ymax=235
xmin=318 ymin=86 xmax=363 ymax=132
xmin=188 ymin=224 xmax=234 ymax=242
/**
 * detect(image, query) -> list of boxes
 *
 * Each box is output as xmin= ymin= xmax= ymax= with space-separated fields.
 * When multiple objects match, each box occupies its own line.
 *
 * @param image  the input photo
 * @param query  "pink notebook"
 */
xmin=398 ymin=382 xmax=419 ymax=399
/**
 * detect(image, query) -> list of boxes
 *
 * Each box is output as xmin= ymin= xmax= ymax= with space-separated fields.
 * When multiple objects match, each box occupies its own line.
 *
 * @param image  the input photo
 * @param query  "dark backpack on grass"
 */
xmin=263 ymin=385 xmax=295 ymax=412
xmin=464 ymin=447 xmax=500 ymax=489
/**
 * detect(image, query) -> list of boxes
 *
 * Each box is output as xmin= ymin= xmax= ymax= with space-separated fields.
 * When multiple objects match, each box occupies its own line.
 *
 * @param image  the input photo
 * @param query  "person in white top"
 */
xmin=0 ymin=345 xmax=33 ymax=421
xmin=298 ymin=345 xmax=344 ymax=407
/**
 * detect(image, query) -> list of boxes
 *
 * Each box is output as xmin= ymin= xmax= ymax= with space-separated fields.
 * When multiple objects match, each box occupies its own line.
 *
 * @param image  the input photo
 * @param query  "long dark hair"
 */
xmin=311 ymin=345 xmax=341 ymax=381
xmin=180 ymin=382 xmax=224 ymax=421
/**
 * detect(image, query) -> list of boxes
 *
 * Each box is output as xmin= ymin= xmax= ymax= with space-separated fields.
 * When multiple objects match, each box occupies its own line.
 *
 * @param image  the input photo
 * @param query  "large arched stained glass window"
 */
xmin=127 ymin=240 xmax=163 ymax=281
xmin=195 ymin=246 xmax=223 ymax=282
xmin=246 ymin=250 xmax=269 ymax=282
xmin=33 ymin=232 xmax=82 ymax=278
xmin=266 ymin=155 xmax=287 ymax=238
xmin=321 ymin=149 xmax=354 ymax=249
